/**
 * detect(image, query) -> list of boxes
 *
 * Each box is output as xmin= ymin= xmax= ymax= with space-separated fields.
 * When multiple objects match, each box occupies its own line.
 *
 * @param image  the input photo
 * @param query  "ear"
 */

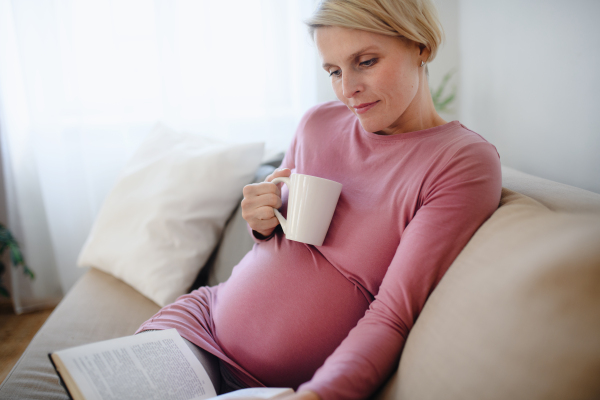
xmin=419 ymin=43 xmax=431 ymax=61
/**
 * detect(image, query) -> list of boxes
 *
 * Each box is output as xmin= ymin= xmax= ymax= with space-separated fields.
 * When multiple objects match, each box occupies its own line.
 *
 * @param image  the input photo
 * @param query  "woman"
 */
xmin=137 ymin=1 xmax=502 ymax=399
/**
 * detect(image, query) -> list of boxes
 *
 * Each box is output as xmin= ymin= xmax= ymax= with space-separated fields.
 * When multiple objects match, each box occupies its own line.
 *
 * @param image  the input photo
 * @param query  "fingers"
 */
xmin=241 ymin=168 xmax=290 ymax=236
xmin=265 ymin=168 xmax=291 ymax=183
xmin=241 ymin=192 xmax=282 ymax=215
xmin=241 ymin=203 xmax=280 ymax=237
xmin=250 ymin=209 xmax=280 ymax=232
xmin=242 ymin=183 xmax=283 ymax=205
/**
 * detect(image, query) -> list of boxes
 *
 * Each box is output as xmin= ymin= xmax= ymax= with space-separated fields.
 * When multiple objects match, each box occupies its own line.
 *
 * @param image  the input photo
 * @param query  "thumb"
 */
xmin=266 ymin=168 xmax=292 ymax=183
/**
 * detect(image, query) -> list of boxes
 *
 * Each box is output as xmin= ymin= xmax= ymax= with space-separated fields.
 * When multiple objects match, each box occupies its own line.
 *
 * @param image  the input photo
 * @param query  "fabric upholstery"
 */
xmin=373 ymin=188 xmax=600 ymax=400
xmin=501 ymin=166 xmax=600 ymax=213
xmin=0 ymin=268 xmax=160 ymax=399
xmin=205 ymin=164 xmax=277 ymax=286
xmin=77 ymin=123 xmax=264 ymax=306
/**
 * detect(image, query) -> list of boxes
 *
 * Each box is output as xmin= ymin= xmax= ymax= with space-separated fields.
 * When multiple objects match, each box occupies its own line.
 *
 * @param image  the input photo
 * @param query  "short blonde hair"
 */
xmin=306 ymin=0 xmax=444 ymax=63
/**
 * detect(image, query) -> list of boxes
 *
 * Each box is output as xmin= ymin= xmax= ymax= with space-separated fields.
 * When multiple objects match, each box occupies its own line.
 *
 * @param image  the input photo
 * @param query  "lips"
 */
xmin=353 ymin=101 xmax=379 ymax=115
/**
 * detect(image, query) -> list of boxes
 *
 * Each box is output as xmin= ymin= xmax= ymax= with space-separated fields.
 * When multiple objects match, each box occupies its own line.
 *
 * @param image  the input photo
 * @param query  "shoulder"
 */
xmin=455 ymin=123 xmax=500 ymax=167
xmin=422 ymin=122 xmax=502 ymax=193
xmin=438 ymin=122 xmax=497 ymax=152
xmin=431 ymin=122 xmax=500 ymax=168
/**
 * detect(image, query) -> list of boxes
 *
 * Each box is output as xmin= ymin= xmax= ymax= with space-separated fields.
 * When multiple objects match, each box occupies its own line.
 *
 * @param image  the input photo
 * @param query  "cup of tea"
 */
xmin=271 ymin=173 xmax=342 ymax=246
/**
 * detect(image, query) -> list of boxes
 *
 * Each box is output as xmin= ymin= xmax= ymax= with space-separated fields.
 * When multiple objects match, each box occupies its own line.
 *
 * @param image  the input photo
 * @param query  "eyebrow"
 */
xmin=321 ymin=45 xmax=380 ymax=70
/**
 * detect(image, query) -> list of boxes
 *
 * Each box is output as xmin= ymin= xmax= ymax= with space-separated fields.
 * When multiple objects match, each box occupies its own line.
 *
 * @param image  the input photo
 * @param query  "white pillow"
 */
xmin=77 ymin=123 xmax=264 ymax=306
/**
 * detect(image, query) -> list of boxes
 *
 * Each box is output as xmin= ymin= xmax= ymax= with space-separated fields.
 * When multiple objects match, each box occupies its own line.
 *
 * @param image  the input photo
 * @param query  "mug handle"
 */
xmin=270 ymin=176 xmax=291 ymax=235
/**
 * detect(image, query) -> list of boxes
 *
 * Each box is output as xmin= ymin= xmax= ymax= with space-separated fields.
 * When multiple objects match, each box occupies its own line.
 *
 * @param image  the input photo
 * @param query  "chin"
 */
xmin=357 ymin=116 xmax=388 ymax=134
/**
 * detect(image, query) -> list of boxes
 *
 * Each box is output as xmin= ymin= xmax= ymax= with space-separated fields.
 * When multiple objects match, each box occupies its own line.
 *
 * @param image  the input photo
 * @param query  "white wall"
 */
xmin=429 ymin=0 xmax=460 ymax=123
xmin=459 ymin=0 xmax=600 ymax=193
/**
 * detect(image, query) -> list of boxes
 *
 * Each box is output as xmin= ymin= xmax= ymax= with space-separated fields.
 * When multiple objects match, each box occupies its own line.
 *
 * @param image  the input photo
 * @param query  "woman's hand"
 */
xmin=241 ymin=168 xmax=292 ymax=238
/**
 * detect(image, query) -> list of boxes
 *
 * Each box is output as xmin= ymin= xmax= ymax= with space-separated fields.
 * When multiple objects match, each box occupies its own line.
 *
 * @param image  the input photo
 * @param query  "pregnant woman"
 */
xmin=137 ymin=1 xmax=502 ymax=399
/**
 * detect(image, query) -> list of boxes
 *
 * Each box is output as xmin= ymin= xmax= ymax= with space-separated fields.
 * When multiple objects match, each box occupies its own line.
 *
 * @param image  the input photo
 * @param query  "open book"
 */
xmin=49 ymin=329 xmax=293 ymax=400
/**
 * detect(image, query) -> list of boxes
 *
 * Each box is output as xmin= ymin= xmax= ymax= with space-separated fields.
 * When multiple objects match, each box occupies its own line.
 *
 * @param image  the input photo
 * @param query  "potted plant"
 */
xmin=0 ymin=223 xmax=34 ymax=298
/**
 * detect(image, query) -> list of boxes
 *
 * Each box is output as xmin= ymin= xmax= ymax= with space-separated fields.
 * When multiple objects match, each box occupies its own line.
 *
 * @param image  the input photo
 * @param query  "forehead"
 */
xmin=314 ymin=26 xmax=407 ymax=65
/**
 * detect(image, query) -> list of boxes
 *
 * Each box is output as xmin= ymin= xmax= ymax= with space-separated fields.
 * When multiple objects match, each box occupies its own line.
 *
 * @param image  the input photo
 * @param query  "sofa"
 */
xmin=1 ymin=160 xmax=599 ymax=400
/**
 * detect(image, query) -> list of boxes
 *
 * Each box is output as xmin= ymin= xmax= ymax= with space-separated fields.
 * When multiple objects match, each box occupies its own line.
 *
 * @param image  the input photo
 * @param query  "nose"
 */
xmin=341 ymin=71 xmax=362 ymax=99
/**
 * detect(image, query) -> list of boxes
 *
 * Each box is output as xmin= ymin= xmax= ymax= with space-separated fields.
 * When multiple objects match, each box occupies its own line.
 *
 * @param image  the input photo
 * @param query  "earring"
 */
xmin=420 ymin=60 xmax=425 ymax=67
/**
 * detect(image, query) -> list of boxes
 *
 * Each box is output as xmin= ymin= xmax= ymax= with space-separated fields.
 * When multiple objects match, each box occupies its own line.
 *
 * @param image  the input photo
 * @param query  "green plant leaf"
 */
xmin=430 ymin=69 xmax=458 ymax=113
xmin=23 ymin=266 xmax=35 ymax=279
xmin=0 ymin=284 xmax=9 ymax=298
xmin=432 ymin=70 xmax=452 ymax=100
xmin=0 ymin=225 xmax=35 ymax=283
xmin=437 ymin=93 xmax=456 ymax=112
xmin=9 ymin=244 xmax=24 ymax=266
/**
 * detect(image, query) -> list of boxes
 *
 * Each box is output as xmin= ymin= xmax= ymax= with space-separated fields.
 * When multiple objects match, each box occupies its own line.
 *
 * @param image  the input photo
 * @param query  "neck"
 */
xmin=378 ymin=69 xmax=447 ymax=135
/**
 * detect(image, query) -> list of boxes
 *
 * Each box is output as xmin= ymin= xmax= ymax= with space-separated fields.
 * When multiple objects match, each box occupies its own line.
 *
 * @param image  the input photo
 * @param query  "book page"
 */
xmin=55 ymin=329 xmax=217 ymax=400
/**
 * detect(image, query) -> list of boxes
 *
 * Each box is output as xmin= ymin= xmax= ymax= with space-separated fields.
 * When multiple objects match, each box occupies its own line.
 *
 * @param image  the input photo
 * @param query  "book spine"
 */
xmin=48 ymin=353 xmax=75 ymax=400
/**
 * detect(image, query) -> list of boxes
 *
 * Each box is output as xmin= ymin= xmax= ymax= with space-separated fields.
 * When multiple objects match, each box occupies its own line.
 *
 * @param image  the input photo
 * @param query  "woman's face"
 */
xmin=315 ymin=26 xmax=429 ymax=135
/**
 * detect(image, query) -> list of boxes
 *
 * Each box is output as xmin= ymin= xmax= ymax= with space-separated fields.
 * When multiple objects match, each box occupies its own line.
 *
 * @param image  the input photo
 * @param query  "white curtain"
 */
xmin=0 ymin=0 xmax=319 ymax=313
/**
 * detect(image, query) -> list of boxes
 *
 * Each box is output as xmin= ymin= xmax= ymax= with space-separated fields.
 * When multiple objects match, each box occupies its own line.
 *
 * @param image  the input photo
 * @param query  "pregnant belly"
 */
xmin=212 ymin=239 xmax=369 ymax=388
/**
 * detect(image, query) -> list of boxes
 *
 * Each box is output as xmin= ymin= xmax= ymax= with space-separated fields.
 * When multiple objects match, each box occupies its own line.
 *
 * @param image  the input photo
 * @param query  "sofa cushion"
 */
xmin=0 ymin=268 xmax=160 ymax=399
xmin=77 ymin=123 xmax=264 ymax=307
xmin=374 ymin=188 xmax=600 ymax=400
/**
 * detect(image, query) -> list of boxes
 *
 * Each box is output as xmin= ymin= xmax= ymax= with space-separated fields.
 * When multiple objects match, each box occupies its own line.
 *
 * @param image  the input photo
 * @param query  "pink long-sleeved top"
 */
xmin=137 ymin=101 xmax=502 ymax=399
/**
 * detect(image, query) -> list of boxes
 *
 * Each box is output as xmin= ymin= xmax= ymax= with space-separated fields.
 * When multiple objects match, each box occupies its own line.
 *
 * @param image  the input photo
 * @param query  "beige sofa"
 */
xmin=1 ymin=164 xmax=599 ymax=400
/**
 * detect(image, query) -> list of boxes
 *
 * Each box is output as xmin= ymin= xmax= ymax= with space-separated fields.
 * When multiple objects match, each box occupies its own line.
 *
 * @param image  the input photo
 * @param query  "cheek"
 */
xmin=383 ymin=69 xmax=418 ymax=105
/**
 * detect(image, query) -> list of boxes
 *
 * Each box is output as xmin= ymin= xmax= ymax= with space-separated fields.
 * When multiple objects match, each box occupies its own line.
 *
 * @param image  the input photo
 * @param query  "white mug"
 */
xmin=271 ymin=173 xmax=342 ymax=246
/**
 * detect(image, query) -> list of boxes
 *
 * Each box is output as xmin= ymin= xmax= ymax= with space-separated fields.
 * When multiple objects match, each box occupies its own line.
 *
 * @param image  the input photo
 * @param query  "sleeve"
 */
xmin=298 ymin=142 xmax=502 ymax=399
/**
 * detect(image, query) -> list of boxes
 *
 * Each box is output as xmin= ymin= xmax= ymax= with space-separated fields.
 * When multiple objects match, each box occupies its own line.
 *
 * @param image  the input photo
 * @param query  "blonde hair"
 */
xmin=306 ymin=0 xmax=444 ymax=63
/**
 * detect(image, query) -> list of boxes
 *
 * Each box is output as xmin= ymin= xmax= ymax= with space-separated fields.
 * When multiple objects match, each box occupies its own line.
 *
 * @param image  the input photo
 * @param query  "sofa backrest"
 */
xmin=192 ymin=158 xmax=281 ymax=289
xmin=373 ymin=167 xmax=600 ymax=400
xmin=501 ymin=166 xmax=600 ymax=213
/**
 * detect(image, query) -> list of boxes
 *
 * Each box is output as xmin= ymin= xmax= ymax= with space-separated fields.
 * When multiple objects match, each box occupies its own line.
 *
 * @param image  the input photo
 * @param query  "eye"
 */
xmin=360 ymin=58 xmax=378 ymax=67
xmin=328 ymin=69 xmax=341 ymax=78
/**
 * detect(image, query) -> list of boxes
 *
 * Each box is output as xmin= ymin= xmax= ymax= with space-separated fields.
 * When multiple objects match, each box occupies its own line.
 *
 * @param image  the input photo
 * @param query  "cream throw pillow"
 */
xmin=77 ymin=123 xmax=264 ymax=306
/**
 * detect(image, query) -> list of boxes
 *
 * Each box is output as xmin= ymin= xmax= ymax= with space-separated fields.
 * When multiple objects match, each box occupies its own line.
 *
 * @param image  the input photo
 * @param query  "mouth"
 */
xmin=353 ymin=101 xmax=379 ymax=115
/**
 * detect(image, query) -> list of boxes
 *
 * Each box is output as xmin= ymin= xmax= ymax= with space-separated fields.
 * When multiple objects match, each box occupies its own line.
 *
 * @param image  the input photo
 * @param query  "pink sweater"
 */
xmin=138 ymin=101 xmax=502 ymax=399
